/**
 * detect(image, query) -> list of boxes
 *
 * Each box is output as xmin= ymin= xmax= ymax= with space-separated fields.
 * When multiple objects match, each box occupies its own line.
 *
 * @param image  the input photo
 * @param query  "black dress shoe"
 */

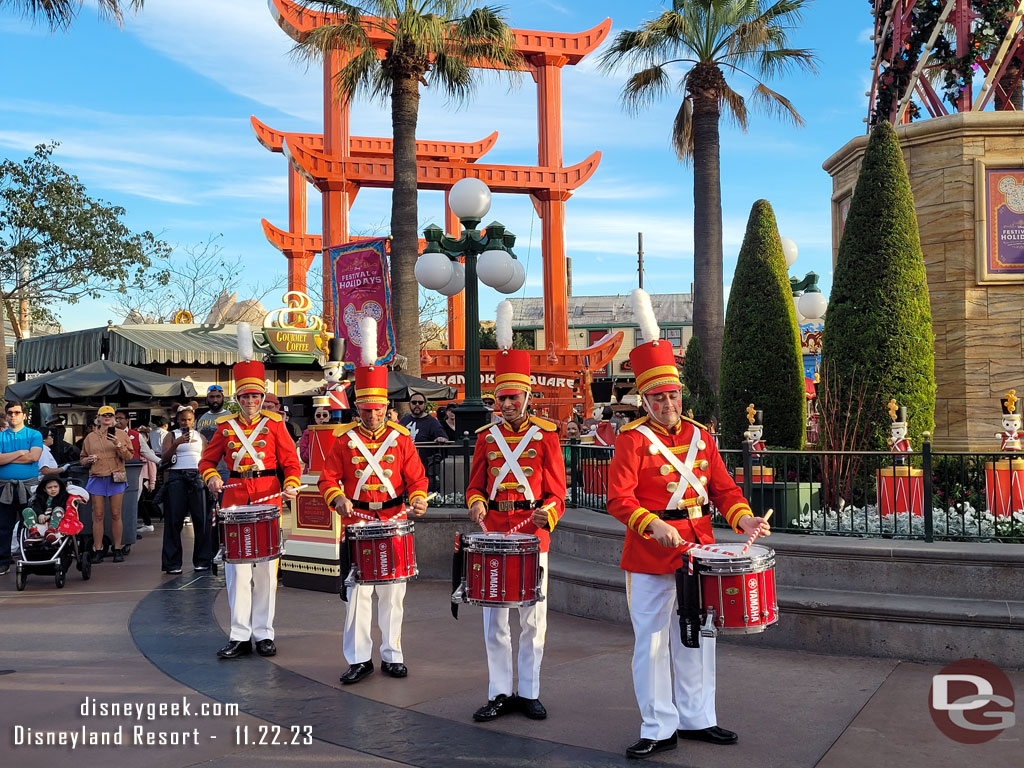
xmin=112 ymin=549 xmax=124 ymax=563
xmin=520 ymin=697 xmax=547 ymax=720
xmin=677 ymin=725 xmax=738 ymax=745
xmin=626 ymin=734 xmax=677 ymax=759
xmin=254 ymin=639 xmax=277 ymax=657
xmin=472 ymin=694 xmax=518 ymax=722
xmin=89 ymin=550 xmax=103 ymax=564
xmin=381 ymin=661 xmax=407 ymax=678
xmin=339 ymin=661 xmax=374 ymax=684
xmin=217 ymin=640 xmax=252 ymax=659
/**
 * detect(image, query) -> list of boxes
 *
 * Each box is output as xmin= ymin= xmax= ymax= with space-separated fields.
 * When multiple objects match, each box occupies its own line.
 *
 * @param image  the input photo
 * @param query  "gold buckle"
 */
xmin=368 ymin=501 xmax=383 ymax=511
xmin=687 ymin=506 xmax=703 ymax=520
xmin=239 ymin=469 xmax=255 ymax=479
xmin=496 ymin=500 xmax=515 ymax=512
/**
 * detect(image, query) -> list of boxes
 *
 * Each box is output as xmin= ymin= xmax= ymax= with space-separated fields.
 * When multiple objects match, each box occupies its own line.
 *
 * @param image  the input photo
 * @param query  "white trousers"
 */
xmin=482 ymin=552 xmax=549 ymax=700
xmin=343 ymin=582 xmax=407 ymax=664
xmin=626 ymin=571 xmax=717 ymax=740
xmin=226 ymin=560 xmax=278 ymax=642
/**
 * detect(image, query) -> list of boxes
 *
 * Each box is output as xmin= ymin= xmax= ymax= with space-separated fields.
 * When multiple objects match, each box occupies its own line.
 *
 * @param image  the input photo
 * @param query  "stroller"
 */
xmin=15 ymin=485 xmax=92 ymax=590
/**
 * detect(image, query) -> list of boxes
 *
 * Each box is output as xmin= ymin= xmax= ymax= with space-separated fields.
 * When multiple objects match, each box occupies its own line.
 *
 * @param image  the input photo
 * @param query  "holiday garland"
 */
xmin=871 ymin=0 xmax=1022 ymax=124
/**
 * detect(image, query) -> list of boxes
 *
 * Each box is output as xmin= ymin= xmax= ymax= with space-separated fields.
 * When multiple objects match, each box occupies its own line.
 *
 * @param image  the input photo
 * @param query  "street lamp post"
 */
xmin=415 ymin=178 xmax=526 ymax=435
xmin=781 ymin=237 xmax=828 ymax=324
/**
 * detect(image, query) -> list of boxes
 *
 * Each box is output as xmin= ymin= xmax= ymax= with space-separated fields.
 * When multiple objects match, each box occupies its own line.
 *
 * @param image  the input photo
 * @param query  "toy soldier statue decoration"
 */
xmin=744 ymin=405 xmax=765 ymax=454
xmin=315 ymin=337 xmax=350 ymax=423
xmin=886 ymin=399 xmax=912 ymax=466
xmin=999 ymin=390 xmax=1022 ymax=452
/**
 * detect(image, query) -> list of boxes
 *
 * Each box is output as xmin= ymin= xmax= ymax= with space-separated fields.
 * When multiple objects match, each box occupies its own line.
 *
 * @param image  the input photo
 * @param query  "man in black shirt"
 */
xmin=398 ymin=395 xmax=448 ymax=492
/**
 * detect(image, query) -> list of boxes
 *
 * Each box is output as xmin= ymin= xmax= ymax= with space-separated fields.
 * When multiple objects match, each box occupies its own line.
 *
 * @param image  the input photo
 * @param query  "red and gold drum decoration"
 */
xmin=985 ymin=459 xmax=1024 ymax=518
xmin=876 ymin=466 xmax=925 ymax=517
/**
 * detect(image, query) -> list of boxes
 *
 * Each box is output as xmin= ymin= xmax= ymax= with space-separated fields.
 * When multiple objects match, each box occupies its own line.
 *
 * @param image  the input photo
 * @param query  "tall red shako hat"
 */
xmin=233 ymin=322 xmax=266 ymax=396
xmin=354 ymin=316 xmax=388 ymax=406
xmin=628 ymin=289 xmax=680 ymax=397
xmin=493 ymin=300 xmax=531 ymax=397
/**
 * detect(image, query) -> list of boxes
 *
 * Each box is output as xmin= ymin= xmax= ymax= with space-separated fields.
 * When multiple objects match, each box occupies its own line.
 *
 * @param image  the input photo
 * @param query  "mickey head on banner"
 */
xmin=343 ymin=301 xmax=385 ymax=356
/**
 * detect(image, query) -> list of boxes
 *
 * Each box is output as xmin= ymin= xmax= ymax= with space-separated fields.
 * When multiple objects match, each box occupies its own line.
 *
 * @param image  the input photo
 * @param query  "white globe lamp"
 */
xmin=477 ymin=248 xmax=515 ymax=288
xmin=448 ymin=178 xmax=492 ymax=224
xmin=495 ymin=258 xmax=526 ymax=294
xmin=781 ymin=237 xmax=798 ymax=268
xmin=793 ymin=296 xmax=806 ymax=324
xmin=437 ymin=260 xmax=466 ymax=296
xmin=798 ymin=288 xmax=828 ymax=321
xmin=415 ymin=251 xmax=454 ymax=291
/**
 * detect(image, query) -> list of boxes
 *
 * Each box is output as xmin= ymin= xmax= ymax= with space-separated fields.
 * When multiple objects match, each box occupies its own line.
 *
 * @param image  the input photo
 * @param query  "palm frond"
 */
xmin=748 ymin=81 xmax=804 ymax=125
xmin=671 ymin=97 xmax=694 ymax=162
xmin=719 ymin=82 xmax=749 ymax=130
xmin=757 ymin=47 xmax=818 ymax=78
xmin=621 ymin=65 xmax=674 ymax=115
xmin=11 ymin=0 xmax=144 ymax=29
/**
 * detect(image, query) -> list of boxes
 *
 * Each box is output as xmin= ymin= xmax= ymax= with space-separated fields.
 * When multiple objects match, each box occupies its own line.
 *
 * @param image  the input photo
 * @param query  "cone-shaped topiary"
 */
xmin=719 ymin=199 xmax=806 ymax=449
xmin=820 ymin=119 xmax=935 ymax=450
xmin=682 ymin=333 xmax=717 ymax=425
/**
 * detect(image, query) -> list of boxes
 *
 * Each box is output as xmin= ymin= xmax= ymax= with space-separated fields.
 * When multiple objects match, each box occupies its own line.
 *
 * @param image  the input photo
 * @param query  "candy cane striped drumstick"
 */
xmin=220 ymin=484 xmax=311 ymax=506
xmin=741 ymin=508 xmax=774 ymax=555
xmin=507 ymin=501 xmax=558 ymax=535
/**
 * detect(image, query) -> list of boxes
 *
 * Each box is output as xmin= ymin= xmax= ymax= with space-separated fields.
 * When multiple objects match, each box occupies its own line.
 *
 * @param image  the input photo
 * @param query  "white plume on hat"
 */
xmin=496 ymin=299 xmax=514 ymax=351
xmin=360 ymin=316 xmax=378 ymax=366
xmin=631 ymin=288 xmax=660 ymax=344
xmin=236 ymin=322 xmax=254 ymax=361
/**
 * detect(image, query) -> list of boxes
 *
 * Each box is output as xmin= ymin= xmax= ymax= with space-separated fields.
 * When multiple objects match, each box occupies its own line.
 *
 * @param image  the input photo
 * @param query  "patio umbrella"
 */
xmin=5 ymin=359 xmax=198 ymax=403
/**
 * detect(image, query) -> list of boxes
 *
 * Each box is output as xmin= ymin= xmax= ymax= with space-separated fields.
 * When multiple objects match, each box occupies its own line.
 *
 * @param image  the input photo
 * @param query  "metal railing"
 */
xmin=563 ymin=441 xmax=1024 ymax=544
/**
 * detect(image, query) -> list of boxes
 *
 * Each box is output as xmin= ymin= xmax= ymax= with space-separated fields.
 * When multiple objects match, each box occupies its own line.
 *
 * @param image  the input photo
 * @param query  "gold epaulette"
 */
xmin=260 ymin=410 xmax=283 ymax=422
xmin=476 ymin=422 xmax=495 ymax=434
xmin=529 ymin=416 xmax=558 ymax=432
xmin=215 ymin=413 xmax=235 ymax=424
xmin=334 ymin=422 xmax=359 ymax=436
xmin=388 ymin=421 xmax=410 ymax=436
xmin=619 ymin=415 xmax=650 ymax=432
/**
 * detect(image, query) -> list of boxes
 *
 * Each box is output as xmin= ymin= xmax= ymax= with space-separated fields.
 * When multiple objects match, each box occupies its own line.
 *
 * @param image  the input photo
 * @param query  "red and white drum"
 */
xmin=985 ymin=459 xmax=1024 ymax=518
xmin=307 ymin=424 xmax=340 ymax=474
xmin=346 ymin=519 xmax=418 ymax=584
xmin=462 ymin=532 xmax=542 ymax=607
xmin=692 ymin=544 xmax=778 ymax=634
xmin=220 ymin=504 xmax=281 ymax=564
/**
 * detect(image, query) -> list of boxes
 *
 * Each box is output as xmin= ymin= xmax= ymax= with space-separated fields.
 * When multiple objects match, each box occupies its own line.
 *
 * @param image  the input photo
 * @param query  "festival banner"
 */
xmin=983 ymin=168 xmax=1024 ymax=281
xmin=329 ymin=237 xmax=396 ymax=368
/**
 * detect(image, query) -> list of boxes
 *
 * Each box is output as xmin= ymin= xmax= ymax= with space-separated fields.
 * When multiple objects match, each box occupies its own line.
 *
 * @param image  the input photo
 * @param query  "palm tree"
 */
xmin=601 ymin=0 xmax=816 ymax=390
xmin=6 ymin=0 xmax=143 ymax=29
xmin=293 ymin=1 xmax=521 ymax=376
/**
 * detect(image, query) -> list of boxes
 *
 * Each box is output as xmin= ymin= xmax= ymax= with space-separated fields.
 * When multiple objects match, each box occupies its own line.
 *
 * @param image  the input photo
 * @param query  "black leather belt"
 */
xmin=488 ymin=500 xmax=542 ymax=512
xmin=352 ymin=497 xmax=404 ymax=511
xmin=655 ymin=505 xmax=708 ymax=521
xmin=229 ymin=469 xmax=277 ymax=479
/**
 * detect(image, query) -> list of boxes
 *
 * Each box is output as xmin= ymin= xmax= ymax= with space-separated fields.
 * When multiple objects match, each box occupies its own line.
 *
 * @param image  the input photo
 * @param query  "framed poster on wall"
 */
xmin=976 ymin=159 xmax=1024 ymax=283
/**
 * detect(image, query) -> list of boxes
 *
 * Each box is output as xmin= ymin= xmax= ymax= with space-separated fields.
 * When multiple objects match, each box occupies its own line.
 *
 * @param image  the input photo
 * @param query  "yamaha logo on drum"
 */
xmin=487 ymin=558 xmax=500 ymax=599
xmin=747 ymin=576 xmax=760 ymax=618
xmin=242 ymin=525 xmax=254 ymax=558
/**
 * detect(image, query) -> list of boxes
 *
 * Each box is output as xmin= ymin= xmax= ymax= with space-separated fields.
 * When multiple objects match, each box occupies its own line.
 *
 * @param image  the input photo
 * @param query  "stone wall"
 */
xmin=823 ymin=112 xmax=1024 ymax=450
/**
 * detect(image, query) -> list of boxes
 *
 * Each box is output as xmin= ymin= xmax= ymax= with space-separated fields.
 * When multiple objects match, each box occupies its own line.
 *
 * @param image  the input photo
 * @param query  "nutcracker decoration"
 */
xmin=985 ymin=389 xmax=1024 ymax=517
xmin=877 ymin=399 xmax=922 ymax=517
xmin=315 ymin=337 xmax=350 ymax=424
xmin=736 ymin=404 xmax=772 ymax=484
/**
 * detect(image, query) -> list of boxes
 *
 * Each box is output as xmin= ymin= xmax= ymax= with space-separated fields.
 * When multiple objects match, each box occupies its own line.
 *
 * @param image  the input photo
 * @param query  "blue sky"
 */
xmin=0 ymin=0 xmax=871 ymax=332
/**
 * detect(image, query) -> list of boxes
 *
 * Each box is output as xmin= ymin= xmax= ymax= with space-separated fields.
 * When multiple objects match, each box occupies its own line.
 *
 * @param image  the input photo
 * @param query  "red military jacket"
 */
xmin=607 ymin=415 xmax=753 ymax=574
xmin=317 ymin=421 xmax=428 ymax=526
xmin=466 ymin=415 xmax=566 ymax=553
xmin=199 ymin=410 xmax=302 ymax=495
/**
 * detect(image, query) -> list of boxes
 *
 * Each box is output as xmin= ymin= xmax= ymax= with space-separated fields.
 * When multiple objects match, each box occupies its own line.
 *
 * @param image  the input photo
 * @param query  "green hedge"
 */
xmin=682 ymin=333 xmax=717 ymax=424
xmin=719 ymin=199 xmax=806 ymax=449
xmin=820 ymin=120 xmax=935 ymax=450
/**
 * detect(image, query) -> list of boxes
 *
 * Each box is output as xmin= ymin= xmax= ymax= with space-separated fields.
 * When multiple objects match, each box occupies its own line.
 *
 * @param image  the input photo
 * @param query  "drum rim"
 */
xmin=465 ymin=532 xmax=540 ymax=543
xmin=464 ymin=596 xmax=541 ymax=608
xmin=346 ymin=520 xmax=416 ymax=537
xmin=223 ymin=552 xmax=281 ymax=564
xmin=220 ymin=508 xmax=281 ymax=523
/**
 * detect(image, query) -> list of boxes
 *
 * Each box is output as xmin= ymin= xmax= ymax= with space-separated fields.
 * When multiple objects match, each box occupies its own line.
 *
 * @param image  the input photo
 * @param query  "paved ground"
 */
xmin=1 ymin=524 xmax=1021 ymax=768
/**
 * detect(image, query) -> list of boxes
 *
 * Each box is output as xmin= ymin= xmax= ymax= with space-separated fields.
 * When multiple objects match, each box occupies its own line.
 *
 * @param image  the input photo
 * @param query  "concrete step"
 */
xmin=547 ymin=552 xmax=628 ymax=624
xmin=551 ymin=508 xmax=625 ymax=564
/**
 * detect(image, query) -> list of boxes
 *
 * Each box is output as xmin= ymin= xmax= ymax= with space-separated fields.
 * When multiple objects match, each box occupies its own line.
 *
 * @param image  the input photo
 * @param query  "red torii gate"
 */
xmin=262 ymin=0 xmax=611 ymax=355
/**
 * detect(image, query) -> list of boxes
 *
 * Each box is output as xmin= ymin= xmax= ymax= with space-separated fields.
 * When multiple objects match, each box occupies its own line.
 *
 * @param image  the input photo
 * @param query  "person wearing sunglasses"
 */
xmin=80 ymin=405 xmax=134 ymax=564
xmin=298 ymin=407 xmax=331 ymax=468
xmin=0 ymin=401 xmax=43 ymax=576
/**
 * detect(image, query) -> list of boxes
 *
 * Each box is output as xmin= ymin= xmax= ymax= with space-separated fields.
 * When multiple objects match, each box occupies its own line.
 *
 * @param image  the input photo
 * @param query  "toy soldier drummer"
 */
xmin=998 ymin=390 xmax=1022 ymax=452
xmin=886 ymin=399 xmax=912 ymax=466
xmin=200 ymin=323 xmax=302 ymax=660
xmin=606 ymin=289 xmax=771 ymax=761
xmin=318 ymin=317 xmax=429 ymax=685
xmin=466 ymin=300 xmax=567 ymax=723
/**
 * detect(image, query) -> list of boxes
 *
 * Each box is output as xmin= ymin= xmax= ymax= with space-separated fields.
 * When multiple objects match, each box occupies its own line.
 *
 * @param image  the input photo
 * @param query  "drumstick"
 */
xmin=741 ymin=508 xmax=773 ymax=555
xmin=507 ymin=501 xmax=557 ymax=535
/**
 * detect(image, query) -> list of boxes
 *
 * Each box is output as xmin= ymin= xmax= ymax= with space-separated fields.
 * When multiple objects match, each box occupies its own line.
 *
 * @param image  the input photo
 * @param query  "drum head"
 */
xmin=465 ymin=532 xmax=540 ymax=552
xmin=693 ymin=543 xmax=773 ymax=572
xmin=220 ymin=504 xmax=280 ymax=522
xmin=347 ymin=519 xmax=414 ymax=538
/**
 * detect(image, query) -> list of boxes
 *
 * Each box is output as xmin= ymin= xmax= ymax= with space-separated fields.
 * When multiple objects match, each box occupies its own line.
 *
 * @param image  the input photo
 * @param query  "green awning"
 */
xmin=15 ymin=327 xmax=107 ymax=375
xmin=108 ymin=325 xmax=240 ymax=366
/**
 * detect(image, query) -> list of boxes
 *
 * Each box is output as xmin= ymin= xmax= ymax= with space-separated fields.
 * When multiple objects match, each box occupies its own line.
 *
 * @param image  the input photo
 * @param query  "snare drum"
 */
xmin=461 ymin=532 xmax=543 ymax=607
xmin=346 ymin=519 xmax=418 ymax=584
xmin=691 ymin=544 xmax=777 ymax=634
xmin=220 ymin=504 xmax=281 ymax=564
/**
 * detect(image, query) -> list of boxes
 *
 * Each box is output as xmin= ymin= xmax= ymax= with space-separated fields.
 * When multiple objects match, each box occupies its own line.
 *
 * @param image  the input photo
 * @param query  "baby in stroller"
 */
xmin=16 ymin=477 xmax=90 ymax=590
